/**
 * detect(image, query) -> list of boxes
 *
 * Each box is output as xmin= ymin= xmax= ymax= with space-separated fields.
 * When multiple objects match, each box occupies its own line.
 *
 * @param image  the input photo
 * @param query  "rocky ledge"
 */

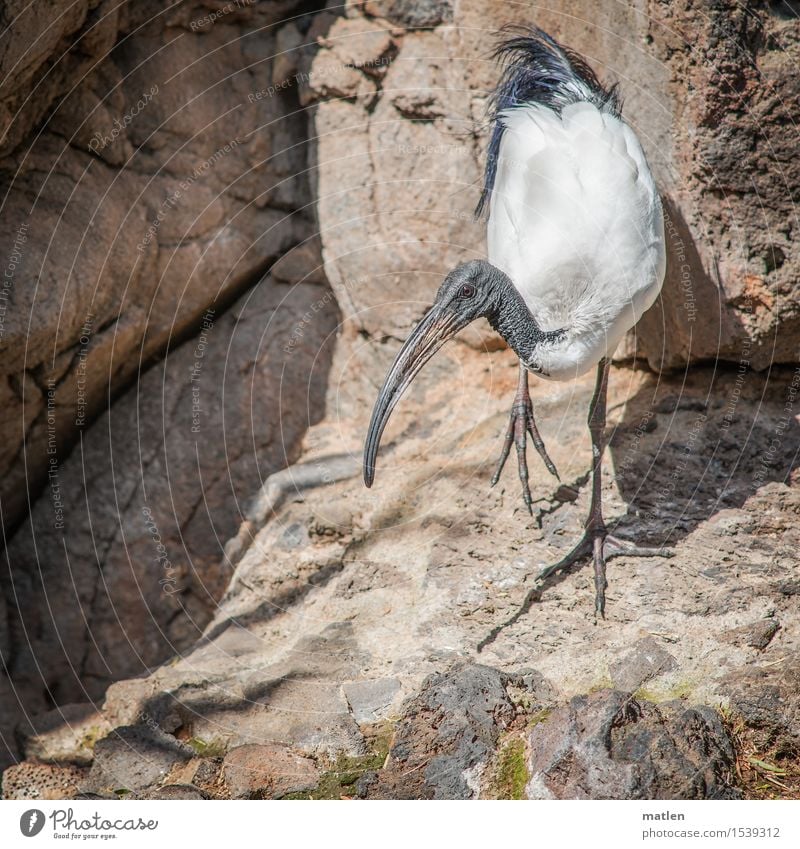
xmin=4 ymin=349 xmax=799 ymax=800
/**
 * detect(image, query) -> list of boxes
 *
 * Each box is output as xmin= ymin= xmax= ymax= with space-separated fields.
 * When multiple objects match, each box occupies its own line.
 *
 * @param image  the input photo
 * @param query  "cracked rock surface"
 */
xmin=4 ymin=0 xmax=800 ymax=800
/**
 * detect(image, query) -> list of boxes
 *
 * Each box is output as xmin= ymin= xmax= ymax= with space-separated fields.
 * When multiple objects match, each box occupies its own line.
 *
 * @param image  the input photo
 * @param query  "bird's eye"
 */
xmin=459 ymin=283 xmax=476 ymax=299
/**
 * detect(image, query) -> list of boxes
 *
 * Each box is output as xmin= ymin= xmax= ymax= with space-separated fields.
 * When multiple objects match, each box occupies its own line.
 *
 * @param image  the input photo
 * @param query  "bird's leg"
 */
xmin=536 ymin=359 xmax=672 ymax=616
xmin=491 ymin=363 xmax=559 ymax=512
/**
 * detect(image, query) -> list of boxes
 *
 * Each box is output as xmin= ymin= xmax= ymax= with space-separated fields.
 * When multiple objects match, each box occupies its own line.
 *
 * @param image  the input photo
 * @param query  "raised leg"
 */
xmin=491 ymin=362 xmax=559 ymax=512
xmin=536 ymin=359 xmax=672 ymax=616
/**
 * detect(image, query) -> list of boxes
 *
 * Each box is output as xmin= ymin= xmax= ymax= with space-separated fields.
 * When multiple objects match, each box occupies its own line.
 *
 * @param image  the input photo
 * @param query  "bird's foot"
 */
xmin=491 ymin=396 xmax=559 ymax=513
xmin=536 ymin=530 xmax=672 ymax=618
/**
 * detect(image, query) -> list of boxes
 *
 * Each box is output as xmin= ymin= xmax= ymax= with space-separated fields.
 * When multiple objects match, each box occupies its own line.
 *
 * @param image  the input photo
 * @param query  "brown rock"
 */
xmin=610 ymin=636 xmax=678 ymax=692
xmin=722 ymin=619 xmax=780 ymax=651
xmin=0 ymin=3 xmax=315 ymax=529
xmin=2 ymin=762 xmax=87 ymax=800
xmin=320 ymin=17 xmax=395 ymax=69
xmin=2 ymin=275 xmax=338 ymax=756
xmin=223 ymin=743 xmax=319 ymax=799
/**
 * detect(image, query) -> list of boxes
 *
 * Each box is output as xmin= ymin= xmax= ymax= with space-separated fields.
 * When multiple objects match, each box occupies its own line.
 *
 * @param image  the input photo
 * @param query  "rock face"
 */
xmin=312 ymin=0 xmax=800 ymax=376
xmin=0 ymin=0 xmax=322 ymax=529
xmin=222 ymin=743 xmax=320 ymax=799
xmin=3 ymin=0 xmax=800 ymax=801
xmin=1 ymin=270 xmax=337 ymax=763
xmin=0 ymin=0 xmax=338 ymax=767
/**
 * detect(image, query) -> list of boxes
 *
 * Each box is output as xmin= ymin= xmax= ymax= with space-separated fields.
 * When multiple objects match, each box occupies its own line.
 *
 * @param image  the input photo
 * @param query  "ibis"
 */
xmin=363 ymin=28 xmax=671 ymax=616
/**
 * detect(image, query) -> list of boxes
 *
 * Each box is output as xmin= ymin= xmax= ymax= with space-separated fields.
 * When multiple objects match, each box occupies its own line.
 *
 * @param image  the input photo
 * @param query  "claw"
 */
xmin=536 ymin=528 xmax=671 ymax=614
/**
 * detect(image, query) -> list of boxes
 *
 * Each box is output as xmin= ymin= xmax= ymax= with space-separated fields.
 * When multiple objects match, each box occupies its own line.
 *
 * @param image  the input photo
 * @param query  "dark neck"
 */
xmin=486 ymin=269 xmax=553 ymax=362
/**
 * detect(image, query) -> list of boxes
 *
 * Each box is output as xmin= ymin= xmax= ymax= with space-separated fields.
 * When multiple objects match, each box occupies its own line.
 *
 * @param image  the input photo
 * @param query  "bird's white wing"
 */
xmin=487 ymin=101 xmax=665 ymax=375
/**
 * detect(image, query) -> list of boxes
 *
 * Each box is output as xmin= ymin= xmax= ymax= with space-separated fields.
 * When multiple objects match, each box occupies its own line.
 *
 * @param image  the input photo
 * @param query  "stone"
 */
xmin=320 ymin=17 xmax=396 ymax=69
xmin=343 ymin=678 xmax=402 ymax=723
xmin=270 ymin=238 xmax=328 ymax=285
xmin=610 ymin=636 xmax=678 ymax=692
xmin=1 ymin=274 xmax=339 ymax=759
xmin=526 ymin=690 xmax=740 ymax=800
xmin=364 ymin=1 xmax=453 ymax=29
xmin=722 ymin=658 xmax=800 ymax=750
xmin=222 ymin=743 xmax=320 ymax=799
xmin=722 ymin=619 xmax=780 ymax=650
xmin=0 ymin=1 xmax=315 ymax=529
xmin=82 ymin=725 xmax=192 ymax=795
xmin=362 ymin=663 xmax=552 ymax=799
xmin=2 ymin=762 xmax=87 ymax=800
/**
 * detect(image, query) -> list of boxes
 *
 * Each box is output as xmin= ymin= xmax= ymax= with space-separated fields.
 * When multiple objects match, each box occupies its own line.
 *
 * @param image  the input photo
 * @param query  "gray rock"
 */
xmin=363 ymin=663 xmax=553 ymax=799
xmin=610 ymin=636 xmax=678 ymax=692
xmin=364 ymin=0 xmax=453 ymax=29
xmin=721 ymin=619 xmax=780 ymax=651
xmin=83 ymin=725 xmax=192 ymax=795
xmin=526 ymin=690 xmax=740 ymax=800
xmin=343 ymin=678 xmax=401 ymax=723
xmin=722 ymin=658 xmax=800 ymax=750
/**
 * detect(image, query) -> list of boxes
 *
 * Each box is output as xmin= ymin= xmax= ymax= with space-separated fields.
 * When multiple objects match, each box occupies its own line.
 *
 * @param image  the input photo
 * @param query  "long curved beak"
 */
xmin=364 ymin=304 xmax=459 ymax=487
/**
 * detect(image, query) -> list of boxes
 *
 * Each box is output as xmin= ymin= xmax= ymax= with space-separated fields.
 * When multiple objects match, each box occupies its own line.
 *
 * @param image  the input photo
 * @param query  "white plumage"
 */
xmin=487 ymin=100 xmax=666 ymax=380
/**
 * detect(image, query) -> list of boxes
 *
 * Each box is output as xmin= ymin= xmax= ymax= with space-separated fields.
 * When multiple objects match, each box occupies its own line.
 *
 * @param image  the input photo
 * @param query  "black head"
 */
xmin=363 ymin=259 xmax=506 ymax=487
xmin=431 ymin=259 xmax=507 ymax=324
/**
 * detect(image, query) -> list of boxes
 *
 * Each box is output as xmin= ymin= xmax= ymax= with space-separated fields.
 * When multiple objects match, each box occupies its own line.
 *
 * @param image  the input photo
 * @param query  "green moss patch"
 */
xmin=493 ymin=737 xmax=529 ymax=800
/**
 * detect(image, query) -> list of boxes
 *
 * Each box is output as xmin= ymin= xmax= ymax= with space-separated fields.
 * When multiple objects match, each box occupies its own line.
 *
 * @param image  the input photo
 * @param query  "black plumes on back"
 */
xmin=476 ymin=27 xmax=621 ymax=217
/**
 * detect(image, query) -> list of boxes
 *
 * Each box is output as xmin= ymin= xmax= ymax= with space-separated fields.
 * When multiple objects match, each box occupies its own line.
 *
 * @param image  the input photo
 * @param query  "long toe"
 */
xmin=526 ymin=410 xmax=559 ymax=480
xmin=603 ymin=534 xmax=674 ymax=561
